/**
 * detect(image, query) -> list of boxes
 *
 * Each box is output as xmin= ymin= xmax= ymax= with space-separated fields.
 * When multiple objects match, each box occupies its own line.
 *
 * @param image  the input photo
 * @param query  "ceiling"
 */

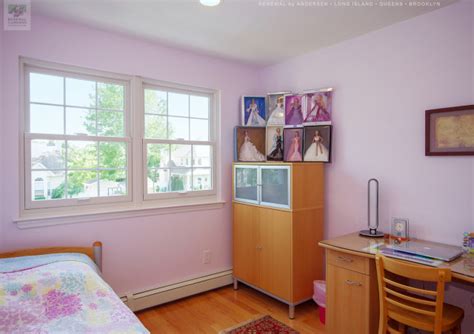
xmin=32 ymin=0 xmax=457 ymax=65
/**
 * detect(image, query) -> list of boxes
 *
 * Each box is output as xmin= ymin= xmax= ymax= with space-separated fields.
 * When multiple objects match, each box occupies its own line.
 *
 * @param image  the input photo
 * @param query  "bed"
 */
xmin=0 ymin=242 xmax=149 ymax=333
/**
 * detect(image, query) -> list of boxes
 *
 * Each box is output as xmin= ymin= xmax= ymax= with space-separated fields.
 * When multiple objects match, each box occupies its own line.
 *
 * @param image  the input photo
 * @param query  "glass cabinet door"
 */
xmin=234 ymin=165 xmax=259 ymax=204
xmin=260 ymin=166 xmax=290 ymax=208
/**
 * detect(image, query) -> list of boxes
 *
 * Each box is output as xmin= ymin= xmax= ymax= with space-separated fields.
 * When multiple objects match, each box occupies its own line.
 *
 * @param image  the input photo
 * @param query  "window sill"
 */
xmin=15 ymin=198 xmax=226 ymax=229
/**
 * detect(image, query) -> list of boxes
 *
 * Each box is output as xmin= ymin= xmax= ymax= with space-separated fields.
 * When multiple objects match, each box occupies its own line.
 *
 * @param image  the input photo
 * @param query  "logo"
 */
xmin=4 ymin=0 xmax=31 ymax=31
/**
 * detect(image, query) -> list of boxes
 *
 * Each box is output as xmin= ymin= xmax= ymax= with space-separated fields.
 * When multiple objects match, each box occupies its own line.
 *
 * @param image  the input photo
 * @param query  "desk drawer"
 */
xmin=327 ymin=249 xmax=370 ymax=275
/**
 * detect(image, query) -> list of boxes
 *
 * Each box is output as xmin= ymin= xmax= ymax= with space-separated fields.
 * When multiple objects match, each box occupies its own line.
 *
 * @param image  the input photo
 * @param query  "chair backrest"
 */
xmin=375 ymin=254 xmax=452 ymax=334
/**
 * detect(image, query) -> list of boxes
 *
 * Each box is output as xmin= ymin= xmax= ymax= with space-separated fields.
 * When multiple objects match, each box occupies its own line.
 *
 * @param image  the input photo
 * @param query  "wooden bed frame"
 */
xmin=0 ymin=241 xmax=103 ymax=271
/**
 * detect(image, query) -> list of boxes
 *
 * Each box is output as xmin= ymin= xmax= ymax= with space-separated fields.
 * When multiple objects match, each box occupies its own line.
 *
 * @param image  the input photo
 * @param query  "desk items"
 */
xmin=359 ymin=178 xmax=384 ymax=238
xmin=319 ymin=233 xmax=473 ymax=334
xmin=463 ymin=232 xmax=474 ymax=253
xmin=375 ymin=254 xmax=464 ymax=334
xmin=390 ymin=218 xmax=409 ymax=242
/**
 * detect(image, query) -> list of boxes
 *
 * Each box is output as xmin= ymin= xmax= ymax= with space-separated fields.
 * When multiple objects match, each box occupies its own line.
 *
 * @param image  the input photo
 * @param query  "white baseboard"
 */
xmin=121 ymin=270 xmax=233 ymax=312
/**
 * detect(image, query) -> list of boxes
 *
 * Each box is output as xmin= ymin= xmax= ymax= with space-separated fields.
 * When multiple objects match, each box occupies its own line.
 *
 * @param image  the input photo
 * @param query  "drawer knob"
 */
xmin=345 ymin=280 xmax=362 ymax=286
xmin=337 ymin=256 xmax=354 ymax=263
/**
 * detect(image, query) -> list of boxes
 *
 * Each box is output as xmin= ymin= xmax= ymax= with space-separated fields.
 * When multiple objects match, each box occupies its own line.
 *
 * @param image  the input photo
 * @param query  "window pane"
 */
xmin=168 ymin=92 xmax=188 ymax=117
xmin=99 ymin=142 xmax=126 ymax=168
xmin=97 ymin=110 xmax=124 ymax=137
xmin=32 ymin=170 xmax=65 ymax=201
xmin=65 ymin=78 xmax=96 ymax=108
xmin=190 ymin=118 xmax=209 ymax=141
xmin=31 ymin=140 xmax=65 ymax=170
xmin=99 ymin=170 xmax=126 ymax=197
xmin=30 ymin=104 xmax=64 ymax=134
xmin=145 ymin=89 xmax=167 ymax=114
xmin=66 ymin=107 xmax=96 ymax=136
xmin=193 ymin=168 xmax=212 ymax=191
xmin=98 ymin=83 xmax=124 ymax=110
xmin=67 ymin=171 xmax=98 ymax=198
xmin=30 ymin=73 xmax=63 ymax=105
xmin=192 ymin=145 xmax=211 ymax=167
xmin=147 ymin=144 xmax=169 ymax=169
xmin=168 ymin=117 xmax=189 ymax=140
xmin=147 ymin=168 xmax=169 ymax=194
xmin=170 ymin=168 xmax=192 ymax=192
xmin=190 ymin=95 xmax=209 ymax=119
xmin=145 ymin=115 xmax=167 ymax=139
xmin=67 ymin=141 xmax=98 ymax=169
xmin=170 ymin=144 xmax=191 ymax=167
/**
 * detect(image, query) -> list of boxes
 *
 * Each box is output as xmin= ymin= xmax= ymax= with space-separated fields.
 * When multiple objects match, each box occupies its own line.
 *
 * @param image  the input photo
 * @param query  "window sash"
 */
xmin=25 ymin=135 xmax=132 ymax=209
xmin=143 ymin=139 xmax=216 ymax=200
xmin=24 ymin=65 xmax=132 ymax=209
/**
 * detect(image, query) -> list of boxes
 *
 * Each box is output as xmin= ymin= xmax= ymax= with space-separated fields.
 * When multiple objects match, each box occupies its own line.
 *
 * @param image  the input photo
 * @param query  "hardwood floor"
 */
xmin=136 ymin=284 xmax=327 ymax=334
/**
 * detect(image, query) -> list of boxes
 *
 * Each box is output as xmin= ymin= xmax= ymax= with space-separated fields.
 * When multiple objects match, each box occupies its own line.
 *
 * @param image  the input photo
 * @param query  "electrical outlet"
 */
xmin=202 ymin=250 xmax=211 ymax=264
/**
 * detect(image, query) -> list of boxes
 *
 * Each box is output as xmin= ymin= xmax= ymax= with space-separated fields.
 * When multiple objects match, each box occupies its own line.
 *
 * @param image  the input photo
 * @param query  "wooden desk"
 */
xmin=319 ymin=233 xmax=474 ymax=334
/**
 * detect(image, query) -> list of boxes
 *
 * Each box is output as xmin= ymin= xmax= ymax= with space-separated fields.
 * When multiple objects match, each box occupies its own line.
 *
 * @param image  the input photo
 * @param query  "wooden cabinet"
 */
xmin=233 ymin=163 xmax=324 ymax=318
xmin=325 ymin=249 xmax=379 ymax=334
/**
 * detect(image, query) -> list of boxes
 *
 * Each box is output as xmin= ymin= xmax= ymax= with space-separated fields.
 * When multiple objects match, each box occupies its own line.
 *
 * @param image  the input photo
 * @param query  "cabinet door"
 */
xmin=260 ymin=166 xmax=290 ymax=209
xmin=258 ymin=207 xmax=292 ymax=301
xmin=234 ymin=165 xmax=259 ymax=204
xmin=326 ymin=264 xmax=371 ymax=334
xmin=233 ymin=203 xmax=259 ymax=285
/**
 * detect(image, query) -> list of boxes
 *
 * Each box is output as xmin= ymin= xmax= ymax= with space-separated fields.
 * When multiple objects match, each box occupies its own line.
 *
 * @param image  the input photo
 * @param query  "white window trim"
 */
xmin=17 ymin=57 xmax=223 ymax=228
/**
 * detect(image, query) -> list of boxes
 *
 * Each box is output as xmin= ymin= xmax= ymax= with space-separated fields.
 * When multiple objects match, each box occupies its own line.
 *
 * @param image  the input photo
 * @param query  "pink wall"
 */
xmin=0 ymin=1 xmax=4 ymax=250
xmin=1 ymin=13 xmax=261 ymax=295
xmin=260 ymin=1 xmax=474 ymax=330
xmin=261 ymin=1 xmax=473 ymax=244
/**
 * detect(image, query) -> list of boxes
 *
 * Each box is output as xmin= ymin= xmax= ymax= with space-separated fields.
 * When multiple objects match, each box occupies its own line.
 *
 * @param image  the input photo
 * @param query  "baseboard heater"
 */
xmin=121 ymin=270 xmax=233 ymax=312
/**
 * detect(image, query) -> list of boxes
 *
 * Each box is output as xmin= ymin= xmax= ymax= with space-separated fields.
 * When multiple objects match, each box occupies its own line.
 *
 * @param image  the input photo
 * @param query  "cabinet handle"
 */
xmin=337 ymin=256 xmax=354 ymax=263
xmin=256 ymin=246 xmax=263 ymax=250
xmin=345 ymin=280 xmax=362 ymax=286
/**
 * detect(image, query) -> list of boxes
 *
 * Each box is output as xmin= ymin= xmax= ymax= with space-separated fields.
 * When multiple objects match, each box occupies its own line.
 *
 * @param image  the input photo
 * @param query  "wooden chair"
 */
xmin=375 ymin=254 xmax=464 ymax=334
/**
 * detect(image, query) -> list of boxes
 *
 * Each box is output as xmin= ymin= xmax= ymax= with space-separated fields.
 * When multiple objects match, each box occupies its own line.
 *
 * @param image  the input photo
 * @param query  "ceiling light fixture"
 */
xmin=200 ymin=0 xmax=221 ymax=6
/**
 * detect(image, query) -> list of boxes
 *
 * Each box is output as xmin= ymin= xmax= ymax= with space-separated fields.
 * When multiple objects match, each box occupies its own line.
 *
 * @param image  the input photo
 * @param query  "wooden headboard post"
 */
xmin=0 ymin=241 xmax=103 ymax=271
xmin=93 ymin=241 xmax=103 ymax=272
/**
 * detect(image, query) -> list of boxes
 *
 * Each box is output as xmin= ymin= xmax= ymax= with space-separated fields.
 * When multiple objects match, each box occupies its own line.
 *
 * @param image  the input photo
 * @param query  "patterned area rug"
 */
xmin=219 ymin=315 xmax=299 ymax=334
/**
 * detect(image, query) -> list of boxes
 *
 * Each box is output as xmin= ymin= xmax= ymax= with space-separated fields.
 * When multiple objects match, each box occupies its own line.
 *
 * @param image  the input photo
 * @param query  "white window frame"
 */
xmin=19 ymin=58 xmax=222 ymax=223
xmin=142 ymin=79 xmax=218 ymax=201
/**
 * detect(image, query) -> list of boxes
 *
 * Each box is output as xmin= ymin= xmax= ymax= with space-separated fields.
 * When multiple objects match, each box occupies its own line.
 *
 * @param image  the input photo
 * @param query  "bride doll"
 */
xmin=304 ymin=130 xmax=329 ymax=161
xmin=286 ymin=131 xmax=302 ymax=161
xmin=267 ymin=96 xmax=285 ymax=125
xmin=245 ymin=99 xmax=266 ymax=126
xmin=239 ymin=131 xmax=265 ymax=161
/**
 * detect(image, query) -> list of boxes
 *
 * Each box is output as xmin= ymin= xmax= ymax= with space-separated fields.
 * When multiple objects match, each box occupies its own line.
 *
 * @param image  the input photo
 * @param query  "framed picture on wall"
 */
xmin=425 ymin=105 xmax=474 ymax=156
xmin=266 ymin=126 xmax=284 ymax=161
xmin=241 ymin=96 xmax=266 ymax=127
xmin=303 ymin=125 xmax=332 ymax=162
xmin=283 ymin=127 xmax=303 ymax=162
xmin=235 ymin=126 xmax=266 ymax=162
xmin=304 ymin=88 xmax=333 ymax=124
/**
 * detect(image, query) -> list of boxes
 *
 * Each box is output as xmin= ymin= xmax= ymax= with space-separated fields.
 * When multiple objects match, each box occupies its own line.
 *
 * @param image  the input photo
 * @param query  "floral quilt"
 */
xmin=0 ymin=253 xmax=149 ymax=334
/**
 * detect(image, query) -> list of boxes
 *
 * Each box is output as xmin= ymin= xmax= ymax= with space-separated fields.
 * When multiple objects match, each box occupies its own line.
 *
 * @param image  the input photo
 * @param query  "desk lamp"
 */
xmin=360 ymin=178 xmax=384 ymax=238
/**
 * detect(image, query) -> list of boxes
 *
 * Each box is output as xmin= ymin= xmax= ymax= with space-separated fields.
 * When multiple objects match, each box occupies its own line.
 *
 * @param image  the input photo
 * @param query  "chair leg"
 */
xmin=378 ymin=316 xmax=388 ymax=334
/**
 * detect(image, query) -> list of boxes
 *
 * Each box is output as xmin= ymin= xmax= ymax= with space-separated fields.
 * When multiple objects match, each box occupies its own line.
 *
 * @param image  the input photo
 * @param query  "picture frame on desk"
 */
xmin=425 ymin=105 xmax=474 ymax=156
